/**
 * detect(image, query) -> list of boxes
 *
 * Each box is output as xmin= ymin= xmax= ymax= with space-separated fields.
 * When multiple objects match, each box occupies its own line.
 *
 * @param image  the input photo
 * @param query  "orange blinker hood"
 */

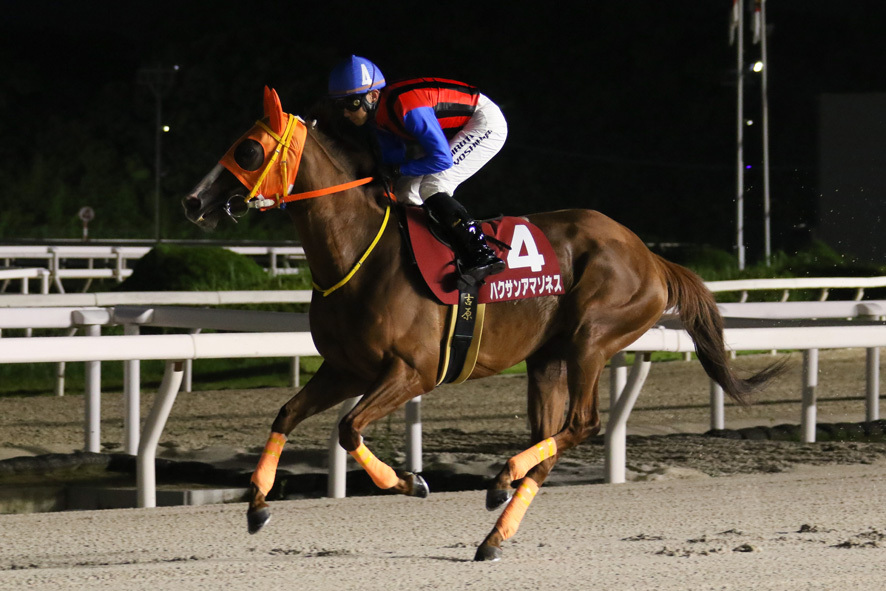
xmin=219 ymin=86 xmax=308 ymax=206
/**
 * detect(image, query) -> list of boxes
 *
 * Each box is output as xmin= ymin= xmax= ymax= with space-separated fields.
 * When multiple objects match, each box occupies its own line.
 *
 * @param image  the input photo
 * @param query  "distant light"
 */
xmin=746 ymin=119 xmax=754 ymax=126
xmin=753 ymin=61 xmax=764 ymax=73
xmin=173 ymin=65 xmax=180 ymax=71
xmin=746 ymin=165 xmax=752 ymax=169
xmin=163 ymin=125 xmax=171 ymax=132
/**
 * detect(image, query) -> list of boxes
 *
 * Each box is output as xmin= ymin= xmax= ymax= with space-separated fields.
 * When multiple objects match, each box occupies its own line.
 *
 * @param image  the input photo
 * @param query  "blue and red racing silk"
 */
xmin=374 ymin=78 xmax=479 ymax=177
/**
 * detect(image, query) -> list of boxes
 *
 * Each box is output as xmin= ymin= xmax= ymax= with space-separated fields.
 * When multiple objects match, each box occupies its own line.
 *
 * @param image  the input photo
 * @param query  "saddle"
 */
xmin=401 ymin=206 xmax=564 ymax=385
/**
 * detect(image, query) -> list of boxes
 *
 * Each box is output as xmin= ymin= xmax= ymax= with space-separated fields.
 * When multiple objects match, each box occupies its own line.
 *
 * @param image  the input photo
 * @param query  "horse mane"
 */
xmin=304 ymin=99 xmax=377 ymax=179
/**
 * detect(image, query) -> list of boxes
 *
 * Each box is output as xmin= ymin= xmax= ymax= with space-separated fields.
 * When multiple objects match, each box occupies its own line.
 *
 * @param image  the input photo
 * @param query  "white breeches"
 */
xmin=395 ymin=94 xmax=508 ymax=205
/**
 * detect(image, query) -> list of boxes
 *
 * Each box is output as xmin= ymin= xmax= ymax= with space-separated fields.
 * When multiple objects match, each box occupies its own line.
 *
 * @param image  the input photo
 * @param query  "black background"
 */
xmin=3 ymin=0 xmax=885 ymax=259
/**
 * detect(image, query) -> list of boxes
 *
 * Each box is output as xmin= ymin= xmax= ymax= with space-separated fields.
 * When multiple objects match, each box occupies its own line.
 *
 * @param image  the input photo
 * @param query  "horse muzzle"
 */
xmin=182 ymin=164 xmax=229 ymax=229
xmin=182 ymin=191 xmax=221 ymax=229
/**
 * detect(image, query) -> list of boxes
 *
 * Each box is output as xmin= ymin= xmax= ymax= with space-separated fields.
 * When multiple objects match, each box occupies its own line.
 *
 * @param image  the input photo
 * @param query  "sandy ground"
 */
xmin=4 ymin=464 xmax=886 ymax=589
xmin=1 ymin=348 xmax=886 ymax=588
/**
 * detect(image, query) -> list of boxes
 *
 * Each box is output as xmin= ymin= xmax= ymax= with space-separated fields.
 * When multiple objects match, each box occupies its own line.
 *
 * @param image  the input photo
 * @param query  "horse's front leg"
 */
xmin=247 ymin=362 xmax=368 ymax=534
xmin=338 ymin=356 xmax=432 ymax=497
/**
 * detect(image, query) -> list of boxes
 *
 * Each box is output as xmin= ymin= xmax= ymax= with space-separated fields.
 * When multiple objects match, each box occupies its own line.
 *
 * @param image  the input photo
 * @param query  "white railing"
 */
xmin=0 ymin=332 xmax=318 ymax=508
xmin=0 ymin=290 xmax=312 ymax=307
xmin=0 ymin=311 xmax=882 ymax=504
xmin=658 ymin=299 xmax=885 ymax=434
xmin=0 ymin=287 xmax=883 ymax=503
xmin=716 ymin=300 xmax=886 ymax=319
xmin=0 ymin=245 xmax=306 ymax=293
xmin=607 ymin=324 xmax=885 ymax=484
xmin=3 ymin=243 xmax=881 ymax=301
xmin=0 ymin=293 xmax=314 ymax=457
xmin=0 ymin=268 xmax=50 ymax=295
xmin=4 ymin=276 xmax=884 ymax=304
xmin=0 ymin=301 xmax=312 ymax=454
xmin=707 ymin=276 xmax=886 ymax=302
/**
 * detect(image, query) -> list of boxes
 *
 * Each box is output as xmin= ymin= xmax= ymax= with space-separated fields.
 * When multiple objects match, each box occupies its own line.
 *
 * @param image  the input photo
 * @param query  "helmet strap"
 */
xmin=361 ymin=90 xmax=379 ymax=113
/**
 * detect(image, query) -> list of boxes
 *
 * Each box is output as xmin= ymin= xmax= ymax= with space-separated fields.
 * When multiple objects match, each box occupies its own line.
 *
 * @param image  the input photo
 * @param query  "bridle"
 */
xmin=218 ymin=106 xmax=394 ymax=296
xmin=220 ymin=114 xmax=376 ymax=222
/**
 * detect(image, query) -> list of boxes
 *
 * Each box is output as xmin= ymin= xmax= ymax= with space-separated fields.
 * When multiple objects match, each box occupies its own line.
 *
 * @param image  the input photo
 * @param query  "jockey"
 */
xmin=328 ymin=55 xmax=507 ymax=284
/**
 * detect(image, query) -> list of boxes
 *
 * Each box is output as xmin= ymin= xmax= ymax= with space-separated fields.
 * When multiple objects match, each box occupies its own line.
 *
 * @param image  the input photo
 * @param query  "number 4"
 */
xmin=507 ymin=224 xmax=545 ymax=272
xmin=360 ymin=64 xmax=373 ymax=86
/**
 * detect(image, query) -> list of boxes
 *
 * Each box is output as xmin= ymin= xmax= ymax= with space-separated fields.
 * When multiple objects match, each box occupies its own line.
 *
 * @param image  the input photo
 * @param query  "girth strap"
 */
xmin=437 ymin=284 xmax=486 ymax=385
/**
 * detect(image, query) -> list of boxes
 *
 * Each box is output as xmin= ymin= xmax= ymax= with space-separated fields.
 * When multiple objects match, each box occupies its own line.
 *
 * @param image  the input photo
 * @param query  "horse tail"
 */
xmin=656 ymin=256 xmax=785 ymax=405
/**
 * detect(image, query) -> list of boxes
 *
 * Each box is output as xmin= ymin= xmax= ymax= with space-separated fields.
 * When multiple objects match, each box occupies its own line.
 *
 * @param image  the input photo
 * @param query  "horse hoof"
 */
xmin=410 ymin=473 xmax=429 ymax=498
xmin=397 ymin=470 xmax=429 ymax=498
xmin=485 ymin=488 xmax=512 ymax=511
xmin=474 ymin=543 xmax=502 ymax=562
xmin=247 ymin=507 xmax=271 ymax=535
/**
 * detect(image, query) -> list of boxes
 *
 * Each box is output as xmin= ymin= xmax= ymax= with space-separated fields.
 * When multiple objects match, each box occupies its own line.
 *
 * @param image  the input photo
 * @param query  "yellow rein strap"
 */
xmin=312 ymin=204 xmax=391 ymax=297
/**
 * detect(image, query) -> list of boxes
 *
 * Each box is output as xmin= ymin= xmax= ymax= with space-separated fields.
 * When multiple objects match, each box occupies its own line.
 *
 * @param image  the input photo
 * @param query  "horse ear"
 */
xmin=262 ymin=86 xmax=286 ymax=135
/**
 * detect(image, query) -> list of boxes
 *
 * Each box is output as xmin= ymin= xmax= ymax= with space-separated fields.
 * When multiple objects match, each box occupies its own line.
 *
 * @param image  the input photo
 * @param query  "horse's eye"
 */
xmin=233 ymin=139 xmax=264 ymax=171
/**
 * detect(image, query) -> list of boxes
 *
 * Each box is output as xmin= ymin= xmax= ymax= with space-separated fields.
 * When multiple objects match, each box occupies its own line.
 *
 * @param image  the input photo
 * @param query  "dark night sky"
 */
xmin=3 ymin=0 xmax=885 ymax=257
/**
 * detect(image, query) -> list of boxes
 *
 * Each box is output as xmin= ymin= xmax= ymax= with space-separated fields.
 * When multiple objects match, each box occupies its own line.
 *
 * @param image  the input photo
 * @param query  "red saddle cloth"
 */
xmin=404 ymin=206 xmax=565 ymax=305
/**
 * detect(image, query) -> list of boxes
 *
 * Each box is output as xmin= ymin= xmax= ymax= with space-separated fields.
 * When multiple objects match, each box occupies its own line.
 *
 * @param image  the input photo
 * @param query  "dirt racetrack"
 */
xmin=2 ymin=348 xmax=886 ymax=589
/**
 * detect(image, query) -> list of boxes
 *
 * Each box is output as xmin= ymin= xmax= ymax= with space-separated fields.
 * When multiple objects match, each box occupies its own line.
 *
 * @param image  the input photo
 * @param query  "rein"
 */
xmin=280 ymin=176 xmax=374 ymax=205
xmin=312 ymin=203 xmax=391 ymax=297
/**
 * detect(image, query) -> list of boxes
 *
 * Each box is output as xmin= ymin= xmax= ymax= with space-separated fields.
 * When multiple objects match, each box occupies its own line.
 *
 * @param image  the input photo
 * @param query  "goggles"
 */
xmin=334 ymin=94 xmax=366 ymax=112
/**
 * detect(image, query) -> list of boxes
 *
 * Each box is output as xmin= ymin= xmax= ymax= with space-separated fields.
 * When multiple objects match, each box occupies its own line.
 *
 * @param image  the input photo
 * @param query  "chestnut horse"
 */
xmin=183 ymin=88 xmax=780 ymax=561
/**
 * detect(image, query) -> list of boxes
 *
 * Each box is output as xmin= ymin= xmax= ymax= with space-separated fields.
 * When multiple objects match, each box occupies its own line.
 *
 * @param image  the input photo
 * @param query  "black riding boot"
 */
xmin=423 ymin=192 xmax=505 ymax=284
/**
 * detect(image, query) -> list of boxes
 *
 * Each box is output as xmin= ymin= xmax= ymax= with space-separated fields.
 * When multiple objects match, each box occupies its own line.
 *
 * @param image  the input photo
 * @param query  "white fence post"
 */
xmin=269 ymin=247 xmax=279 ymax=276
xmin=55 ymin=360 xmax=66 ymax=397
xmin=39 ymin=269 xmax=50 ymax=294
xmin=183 ymin=329 xmax=199 ymax=392
xmin=609 ymin=352 xmax=627 ymax=404
xmin=290 ymin=357 xmax=300 ymax=388
xmin=83 ymin=322 xmax=102 ymax=452
xmin=49 ymin=248 xmax=64 ymax=293
xmin=137 ymin=360 xmax=185 ymax=508
xmin=605 ymin=353 xmax=652 ymax=484
xmin=867 ymin=347 xmax=880 ymax=422
xmin=123 ymin=323 xmax=141 ymax=455
xmin=114 ymin=307 xmax=154 ymax=456
xmin=20 ymin=277 xmax=31 ymax=338
xmin=71 ymin=309 xmax=112 ymax=452
xmin=710 ymin=381 xmax=725 ymax=430
xmin=801 ymin=349 xmax=819 ymax=443
xmin=328 ymin=396 xmax=360 ymax=498
xmin=113 ymin=248 xmax=125 ymax=283
xmin=405 ymin=397 xmax=422 ymax=473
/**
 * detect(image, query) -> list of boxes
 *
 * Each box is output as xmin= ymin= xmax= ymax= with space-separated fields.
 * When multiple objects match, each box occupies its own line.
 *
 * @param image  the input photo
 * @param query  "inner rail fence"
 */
xmin=706 ymin=276 xmax=886 ymax=302
xmin=0 ymin=287 xmax=883 ymax=506
xmin=2 ymin=242 xmax=884 ymax=300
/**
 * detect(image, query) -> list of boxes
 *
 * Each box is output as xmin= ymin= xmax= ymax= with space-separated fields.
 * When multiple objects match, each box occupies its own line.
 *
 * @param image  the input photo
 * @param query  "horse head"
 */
xmin=183 ymin=86 xmax=308 ymax=230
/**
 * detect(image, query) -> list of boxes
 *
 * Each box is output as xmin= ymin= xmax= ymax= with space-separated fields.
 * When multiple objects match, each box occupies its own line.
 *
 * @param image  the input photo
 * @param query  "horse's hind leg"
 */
xmin=475 ymin=347 xmax=573 ymax=561
xmin=486 ymin=347 xmax=568 ymax=510
xmin=476 ymin=342 xmax=606 ymax=561
xmin=247 ymin=362 xmax=368 ymax=534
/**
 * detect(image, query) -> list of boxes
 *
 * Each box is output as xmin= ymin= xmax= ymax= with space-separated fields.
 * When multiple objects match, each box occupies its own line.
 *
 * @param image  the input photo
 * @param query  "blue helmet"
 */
xmin=328 ymin=55 xmax=386 ymax=98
